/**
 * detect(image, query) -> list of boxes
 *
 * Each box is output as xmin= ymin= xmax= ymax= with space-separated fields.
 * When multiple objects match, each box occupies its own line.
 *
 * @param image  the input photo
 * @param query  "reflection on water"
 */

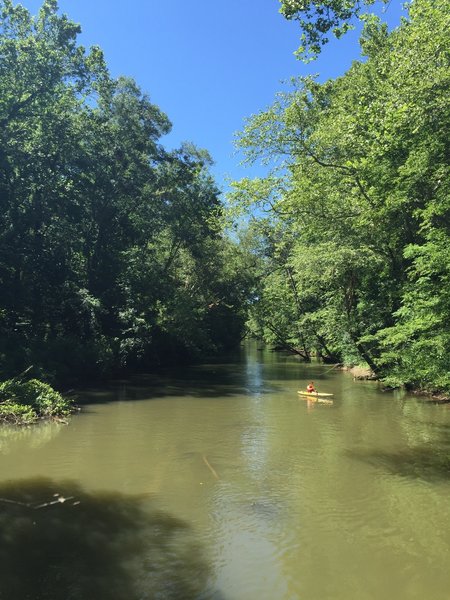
xmin=348 ymin=443 xmax=450 ymax=481
xmin=0 ymin=422 xmax=64 ymax=454
xmin=0 ymin=343 xmax=450 ymax=599
xmin=0 ymin=478 xmax=216 ymax=600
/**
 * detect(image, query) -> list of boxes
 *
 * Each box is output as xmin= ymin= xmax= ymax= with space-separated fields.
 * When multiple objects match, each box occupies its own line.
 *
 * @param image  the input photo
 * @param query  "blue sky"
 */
xmin=19 ymin=0 xmax=406 ymax=190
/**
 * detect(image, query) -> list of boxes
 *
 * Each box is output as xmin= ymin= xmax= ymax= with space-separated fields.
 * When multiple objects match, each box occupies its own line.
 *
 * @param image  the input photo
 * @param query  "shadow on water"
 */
xmin=77 ymin=364 xmax=278 ymax=406
xmin=76 ymin=353 xmax=336 ymax=407
xmin=347 ymin=444 xmax=450 ymax=482
xmin=0 ymin=478 xmax=223 ymax=600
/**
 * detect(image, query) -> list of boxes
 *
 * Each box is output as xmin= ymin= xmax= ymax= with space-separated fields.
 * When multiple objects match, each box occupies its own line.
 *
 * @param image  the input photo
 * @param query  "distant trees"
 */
xmin=0 ymin=0 xmax=254 ymax=384
xmin=233 ymin=0 xmax=450 ymax=392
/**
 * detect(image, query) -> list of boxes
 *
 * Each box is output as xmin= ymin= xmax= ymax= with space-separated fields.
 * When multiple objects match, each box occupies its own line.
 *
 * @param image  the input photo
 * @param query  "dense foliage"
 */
xmin=233 ymin=0 xmax=450 ymax=392
xmin=0 ymin=377 xmax=71 ymax=423
xmin=0 ymin=0 xmax=253 ymax=385
xmin=279 ymin=0 xmax=389 ymax=59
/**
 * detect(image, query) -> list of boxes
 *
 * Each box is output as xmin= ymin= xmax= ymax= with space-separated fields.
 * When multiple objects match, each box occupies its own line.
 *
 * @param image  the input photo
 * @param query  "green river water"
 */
xmin=1 ymin=344 xmax=450 ymax=599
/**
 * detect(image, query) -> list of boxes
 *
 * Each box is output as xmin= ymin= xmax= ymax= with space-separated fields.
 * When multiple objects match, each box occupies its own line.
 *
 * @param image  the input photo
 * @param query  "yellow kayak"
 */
xmin=297 ymin=391 xmax=334 ymax=398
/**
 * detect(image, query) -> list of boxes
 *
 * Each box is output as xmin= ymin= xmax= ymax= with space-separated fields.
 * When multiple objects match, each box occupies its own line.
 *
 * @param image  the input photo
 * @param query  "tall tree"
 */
xmin=0 ymin=1 xmax=254 ymax=382
xmin=232 ymin=0 xmax=450 ymax=391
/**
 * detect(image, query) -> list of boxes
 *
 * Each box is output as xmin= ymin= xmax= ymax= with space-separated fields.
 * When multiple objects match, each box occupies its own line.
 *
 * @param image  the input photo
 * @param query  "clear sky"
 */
xmin=18 ymin=0 xmax=406 ymax=190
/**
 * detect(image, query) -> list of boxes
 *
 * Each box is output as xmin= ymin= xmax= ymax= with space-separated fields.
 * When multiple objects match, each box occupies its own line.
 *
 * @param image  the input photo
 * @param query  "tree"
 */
xmin=0 ymin=0 xmax=109 ymax=376
xmin=279 ymin=0 xmax=389 ymax=59
xmin=0 ymin=1 xmax=254 ymax=383
xmin=232 ymin=0 xmax=450 ymax=390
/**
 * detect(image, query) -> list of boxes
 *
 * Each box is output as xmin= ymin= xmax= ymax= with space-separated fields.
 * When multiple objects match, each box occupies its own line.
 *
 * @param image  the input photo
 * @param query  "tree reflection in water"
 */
xmin=347 ymin=445 xmax=450 ymax=482
xmin=0 ymin=478 xmax=218 ymax=600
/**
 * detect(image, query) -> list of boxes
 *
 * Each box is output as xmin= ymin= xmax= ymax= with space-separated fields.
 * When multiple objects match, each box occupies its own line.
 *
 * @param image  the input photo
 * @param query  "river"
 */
xmin=0 ymin=343 xmax=449 ymax=599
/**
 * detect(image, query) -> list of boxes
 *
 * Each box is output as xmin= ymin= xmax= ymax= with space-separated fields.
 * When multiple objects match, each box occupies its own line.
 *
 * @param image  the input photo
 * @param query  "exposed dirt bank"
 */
xmin=411 ymin=390 xmax=450 ymax=404
xmin=344 ymin=366 xmax=378 ymax=380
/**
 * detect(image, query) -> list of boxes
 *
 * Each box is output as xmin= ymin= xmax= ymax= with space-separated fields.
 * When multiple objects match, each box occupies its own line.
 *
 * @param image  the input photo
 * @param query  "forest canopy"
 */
xmin=1 ymin=0 xmax=449 ymax=399
xmin=0 ymin=0 xmax=254 ymax=385
xmin=233 ymin=0 xmax=450 ymax=393
xmin=279 ymin=0 xmax=391 ymax=59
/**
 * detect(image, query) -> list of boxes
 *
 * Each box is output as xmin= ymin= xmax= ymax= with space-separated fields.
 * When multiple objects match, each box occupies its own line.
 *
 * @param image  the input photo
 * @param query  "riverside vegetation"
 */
xmin=0 ymin=0 xmax=255 ymax=421
xmin=231 ymin=0 xmax=450 ymax=396
xmin=0 ymin=0 xmax=449 ymax=422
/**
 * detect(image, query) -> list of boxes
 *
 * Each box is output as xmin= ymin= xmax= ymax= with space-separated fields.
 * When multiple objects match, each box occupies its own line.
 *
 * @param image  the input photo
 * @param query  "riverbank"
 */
xmin=0 ymin=378 xmax=73 ymax=425
xmin=411 ymin=390 xmax=450 ymax=404
xmin=344 ymin=365 xmax=378 ymax=380
xmin=343 ymin=364 xmax=450 ymax=403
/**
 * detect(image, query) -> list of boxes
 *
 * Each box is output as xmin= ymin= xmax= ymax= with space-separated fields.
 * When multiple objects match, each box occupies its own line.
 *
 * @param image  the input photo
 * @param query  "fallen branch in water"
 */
xmin=34 ymin=495 xmax=75 ymax=509
xmin=0 ymin=497 xmax=32 ymax=508
xmin=0 ymin=493 xmax=76 ymax=510
xmin=202 ymin=455 xmax=219 ymax=480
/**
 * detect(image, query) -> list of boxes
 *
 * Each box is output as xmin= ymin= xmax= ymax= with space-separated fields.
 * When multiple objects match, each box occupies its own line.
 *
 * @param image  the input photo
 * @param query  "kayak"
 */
xmin=297 ymin=391 xmax=334 ymax=398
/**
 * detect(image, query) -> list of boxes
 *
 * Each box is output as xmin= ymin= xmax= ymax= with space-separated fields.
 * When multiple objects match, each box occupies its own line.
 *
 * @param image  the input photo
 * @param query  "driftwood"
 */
xmin=0 ymin=493 xmax=76 ymax=510
xmin=202 ymin=455 xmax=219 ymax=480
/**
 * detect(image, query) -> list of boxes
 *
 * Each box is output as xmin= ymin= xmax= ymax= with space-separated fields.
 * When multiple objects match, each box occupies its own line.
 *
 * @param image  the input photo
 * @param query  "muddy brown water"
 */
xmin=1 ymin=344 xmax=450 ymax=599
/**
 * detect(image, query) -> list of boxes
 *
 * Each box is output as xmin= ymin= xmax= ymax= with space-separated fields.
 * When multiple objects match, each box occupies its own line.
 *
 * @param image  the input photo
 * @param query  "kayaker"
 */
xmin=306 ymin=381 xmax=316 ymax=394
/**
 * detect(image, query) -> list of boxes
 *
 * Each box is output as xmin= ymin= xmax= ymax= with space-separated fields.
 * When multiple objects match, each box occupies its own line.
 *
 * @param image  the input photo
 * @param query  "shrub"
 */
xmin=0 ymin=379 xmax=72 ymax=424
